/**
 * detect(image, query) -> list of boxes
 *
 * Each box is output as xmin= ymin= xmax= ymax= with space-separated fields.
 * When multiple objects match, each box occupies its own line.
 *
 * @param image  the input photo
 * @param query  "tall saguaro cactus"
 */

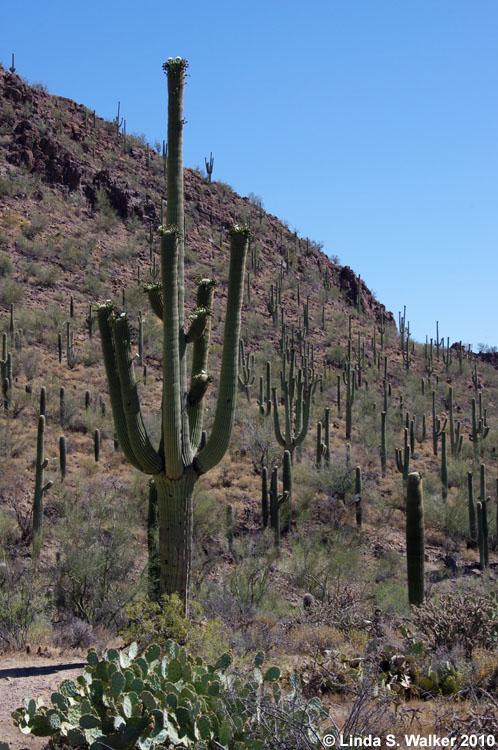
xmin=406 ymin=472 xmax=425 ymax=606
xmin=97 ymin=58 xmax=249 ymax=614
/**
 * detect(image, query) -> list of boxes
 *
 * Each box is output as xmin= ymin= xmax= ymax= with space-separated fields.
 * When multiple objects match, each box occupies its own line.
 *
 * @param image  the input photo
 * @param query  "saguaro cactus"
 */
xmin=406 ymin=472 xmax=425 ymax=606
xmin=33 ymin=415 xmax=53 ymax=560
xmin=97 ymin=58 xmax=249 ymax=614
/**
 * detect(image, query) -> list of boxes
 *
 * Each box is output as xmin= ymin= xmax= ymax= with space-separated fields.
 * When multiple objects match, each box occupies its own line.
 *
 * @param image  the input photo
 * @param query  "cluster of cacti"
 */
xmin=97 ymin=57 xmax=249 ymax=611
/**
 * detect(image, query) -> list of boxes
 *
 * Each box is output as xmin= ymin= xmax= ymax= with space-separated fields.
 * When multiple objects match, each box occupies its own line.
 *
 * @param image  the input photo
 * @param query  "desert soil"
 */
xmin=0 ymin=652 xmax=87 ymax=750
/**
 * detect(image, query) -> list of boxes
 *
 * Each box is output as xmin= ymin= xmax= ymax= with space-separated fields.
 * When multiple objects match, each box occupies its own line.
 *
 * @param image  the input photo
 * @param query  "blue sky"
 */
xmin=2 ymin=1 xmax=497 ymax=349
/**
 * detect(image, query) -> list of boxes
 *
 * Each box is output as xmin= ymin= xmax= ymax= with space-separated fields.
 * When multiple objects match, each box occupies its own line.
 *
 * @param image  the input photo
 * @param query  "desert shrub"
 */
xmin=79 ymin=339 xmax=102 ymax=367
xmin=201 ymin=533 xmax=277 ymax=626
xmin=59 ymin=236 xmax=92 ymax=270
xmin=52 ymin=479 xmax=138 ymax=628
xmin=94 ymin=189 xmax=119 ymax=232
xmin=120 ymin=592 xmax=200 ymax=649
xmin=0 ymin=250 xmax=13 ymax=276
xmin=0 ymin=277 xmax=23 ymax=306
xmin=0 ymin=506 xmax=17 ymax=550
xmin=0 ymin=563 xmax=49 ymax=649
xmin=21 ymin=213 xmax=48 ymax=240
xmin=24 ymin=261 xmax=58 ymax=286
xmin=424 ymin=486 xmax=469 ymax=541
xmin=0 ymin=171 xmax=36 ymax=197
xmin=18 ymin=348 xmax=42 ymax=380
xmin=411 ymin=591 xmax=498 ymax=657
xmin=237 ymin=412 xmax=280 ymax=474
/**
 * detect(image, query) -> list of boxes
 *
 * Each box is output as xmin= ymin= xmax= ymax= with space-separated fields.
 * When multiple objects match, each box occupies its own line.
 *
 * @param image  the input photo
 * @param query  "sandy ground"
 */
xmin=0 ymin=652 xmax=87 ymax=750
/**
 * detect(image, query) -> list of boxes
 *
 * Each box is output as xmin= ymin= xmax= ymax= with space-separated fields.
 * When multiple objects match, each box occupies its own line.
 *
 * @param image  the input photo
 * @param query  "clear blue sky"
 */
xmin=2 ymin=1 xmax=497 ymax=349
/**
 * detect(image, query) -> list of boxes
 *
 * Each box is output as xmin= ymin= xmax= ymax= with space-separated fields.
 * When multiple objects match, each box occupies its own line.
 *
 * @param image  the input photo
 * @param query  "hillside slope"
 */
xmin=1 ymin=63 xmax=498 ymax=747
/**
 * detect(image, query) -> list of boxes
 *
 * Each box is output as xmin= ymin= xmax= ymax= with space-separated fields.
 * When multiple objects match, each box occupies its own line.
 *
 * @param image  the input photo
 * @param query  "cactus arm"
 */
xmin=194 ymin=226 xmax=249 ymax=474
xmin=160 ymin=227 xmax=184 ymax=478
xmin=294 ymin=379 xmax=315 ymax=447
xmin=186 ymin=307 xmax=211 ymax=342
xmin=271 ymin=387 xmax=287 ymax=448
xmin=145 ymin=283 xmax=163 ymax=320
xmin=187 ymin=280 xmax=215 ymax=450
xmin=112 ymin=314 xmax=163 ymax=474
xmin=97 ymin=304 xmax=143 ymax=472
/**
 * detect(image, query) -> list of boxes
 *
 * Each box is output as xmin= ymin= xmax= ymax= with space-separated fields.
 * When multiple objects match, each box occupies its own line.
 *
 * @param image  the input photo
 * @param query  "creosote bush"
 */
xmin=52 ymin=479 xmax=138 ymax=629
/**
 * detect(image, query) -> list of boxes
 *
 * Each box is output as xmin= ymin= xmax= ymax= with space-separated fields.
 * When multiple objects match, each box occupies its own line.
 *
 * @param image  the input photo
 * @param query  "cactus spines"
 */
xmin=59 ymin=386 xmax=65 ymax=426
xmin=59 ymin=435 xmax=67 ymax=481
xmin=85 ymin=390 xmax=90 ymax=411
xmin=58 ymin=332 xmax=62 ymax=364
xmin=97 ymin=60 xmax=248 ymax=612
xmin=33 ymin=415 xmax=52 ymax=560
xmin=406 ymin=472 xmax=425 ymax=606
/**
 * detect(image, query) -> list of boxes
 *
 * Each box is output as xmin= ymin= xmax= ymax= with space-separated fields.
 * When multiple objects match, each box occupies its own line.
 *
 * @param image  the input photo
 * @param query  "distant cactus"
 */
xmin=94 ymin=428 xmax=100 ymax=462
xmin=33 ymin=416 xmax=53 ymax=560
xmin=205 ymin=152 xmax=214 ymax=182
xmin=59 ymin=435 xmax=67 ymax=481
xmin=355 ymin=466 xmax=362 ymax=528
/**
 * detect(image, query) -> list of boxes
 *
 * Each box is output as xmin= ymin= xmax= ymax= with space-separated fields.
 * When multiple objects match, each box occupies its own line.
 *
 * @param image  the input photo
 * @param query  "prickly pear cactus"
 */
xmin=12 ymin=641 xmax=321 ymax=749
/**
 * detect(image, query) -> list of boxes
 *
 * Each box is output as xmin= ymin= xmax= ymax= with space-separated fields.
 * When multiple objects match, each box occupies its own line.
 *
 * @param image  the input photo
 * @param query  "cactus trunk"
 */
xmin=406 ymin=472 xmax=425 ymax=606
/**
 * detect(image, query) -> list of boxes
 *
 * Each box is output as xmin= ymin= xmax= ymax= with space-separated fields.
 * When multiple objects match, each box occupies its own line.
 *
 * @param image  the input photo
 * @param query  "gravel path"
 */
xmin=0 ymin=652 xmax=86 ymax=750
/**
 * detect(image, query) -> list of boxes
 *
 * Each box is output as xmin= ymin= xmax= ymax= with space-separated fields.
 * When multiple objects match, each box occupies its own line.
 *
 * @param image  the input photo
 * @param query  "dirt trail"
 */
xmin=0 ymin=652 xmax=86 ymax=750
